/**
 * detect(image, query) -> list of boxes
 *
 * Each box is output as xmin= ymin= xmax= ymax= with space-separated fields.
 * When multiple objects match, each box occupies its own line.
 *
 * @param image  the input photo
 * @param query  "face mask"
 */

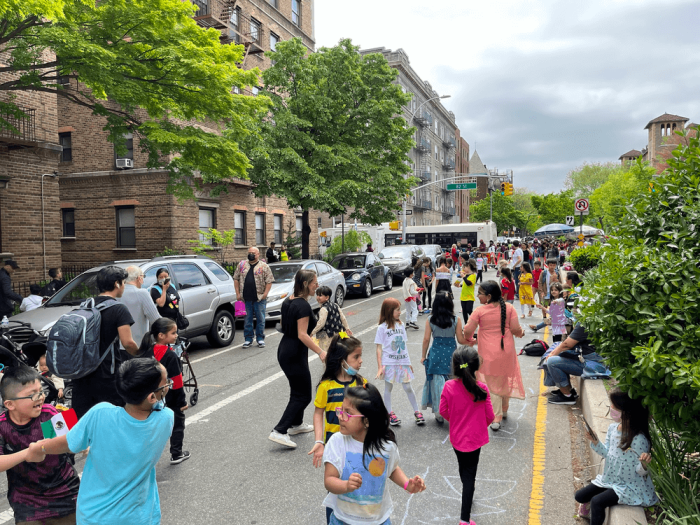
xmin=342 ymin=360 xmax=359 ymax=376
xmin=610 ymin=408 xmax=622 ymax=422
xmin=152 ymin=399 xmax=166 ymax=412
xmin=247 ymin=253 xmax=257 ymax=262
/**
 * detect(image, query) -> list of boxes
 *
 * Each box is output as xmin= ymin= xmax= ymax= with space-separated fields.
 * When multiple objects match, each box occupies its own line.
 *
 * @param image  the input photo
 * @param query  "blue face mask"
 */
xmin=342 ymin=360 xmax=359 ymax=377
xmin=152 ymin=399 xmax=166 ymax=412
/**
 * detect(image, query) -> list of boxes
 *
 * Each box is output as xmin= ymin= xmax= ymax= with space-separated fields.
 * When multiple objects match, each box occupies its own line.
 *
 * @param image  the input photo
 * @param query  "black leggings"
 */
xmin=274 ymin=342 xmax=312 ymax=434
xmin=422 ymin=286 xmax=433 ymax=309
xmin=476 ymin=270 xmax=483 ymax=283
xmin=575 ymin=483 xmax=619 ymax=525
xmin=461 ymin=300 xmax=474 ymax=324
xmin=455 ymin=447 xmax=481 ymax=522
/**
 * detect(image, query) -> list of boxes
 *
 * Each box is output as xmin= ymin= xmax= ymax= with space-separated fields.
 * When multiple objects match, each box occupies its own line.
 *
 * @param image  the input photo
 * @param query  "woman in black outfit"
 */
xmin=269 ymin=269 xmax=327 ymax=449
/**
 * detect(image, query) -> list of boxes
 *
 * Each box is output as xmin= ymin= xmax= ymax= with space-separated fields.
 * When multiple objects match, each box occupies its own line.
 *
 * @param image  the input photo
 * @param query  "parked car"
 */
xmin=265 ymin=260 xmax=347 ymax=321
xmin=378 ymin=245 xmax=425 ymax=283
xmin=330 ymin=253 xmax=393 ymax=298
xmin=9 ymin=256 xmax=237 ymax=348
xmin=419 ymin=244 xmax=443 ymax=267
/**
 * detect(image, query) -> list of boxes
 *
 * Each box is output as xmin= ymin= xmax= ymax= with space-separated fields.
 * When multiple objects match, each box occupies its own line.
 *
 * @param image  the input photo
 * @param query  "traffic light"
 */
xmin=505 ymin=183 xmax=514 ymax=196
xmin=389 ymin=220 xmax=400 ymax=231
xmin=500 ymin=182 xmax=506 ymax=195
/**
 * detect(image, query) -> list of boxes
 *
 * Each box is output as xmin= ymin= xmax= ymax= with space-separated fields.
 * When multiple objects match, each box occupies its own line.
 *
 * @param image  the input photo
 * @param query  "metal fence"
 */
xmin=0 ymin=105 xmax=36 ymax=142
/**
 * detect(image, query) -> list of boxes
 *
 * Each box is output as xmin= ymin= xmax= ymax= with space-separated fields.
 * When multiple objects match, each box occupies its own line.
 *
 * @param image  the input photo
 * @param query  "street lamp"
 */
xmin=402 ymin=94 xmax=451 ymax=242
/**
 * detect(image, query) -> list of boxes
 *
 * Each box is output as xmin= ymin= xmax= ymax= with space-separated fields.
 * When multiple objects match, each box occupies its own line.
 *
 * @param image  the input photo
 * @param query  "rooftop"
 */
xmin=644 ymin=113 xmax=689 ymax=129
xmin=619 ymin=149 xmax=642 ymax=160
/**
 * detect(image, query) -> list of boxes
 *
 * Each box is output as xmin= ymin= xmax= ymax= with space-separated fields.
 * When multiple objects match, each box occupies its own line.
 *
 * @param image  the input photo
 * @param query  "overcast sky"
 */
xmin=314 ymin=0 xmax=700 ymax=193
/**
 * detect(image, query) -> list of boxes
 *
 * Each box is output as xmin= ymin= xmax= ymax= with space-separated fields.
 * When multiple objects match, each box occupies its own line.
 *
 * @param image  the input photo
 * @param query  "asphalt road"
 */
xmin=0 ymin=267 xmax=577 ymax=525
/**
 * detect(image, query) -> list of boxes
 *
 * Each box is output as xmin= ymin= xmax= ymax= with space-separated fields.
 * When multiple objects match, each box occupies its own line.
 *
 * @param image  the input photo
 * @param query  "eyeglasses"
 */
xmin=8 ymin=391 xmax=46 ymax=402
xmin=154 ymin=379 xmax=174 ymax=394
xmin=335 ymin=408 xmax=364 ymax=422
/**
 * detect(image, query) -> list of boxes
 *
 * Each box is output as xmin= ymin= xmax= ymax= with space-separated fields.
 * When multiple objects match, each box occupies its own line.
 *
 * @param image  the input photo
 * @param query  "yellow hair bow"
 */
xmin=339 ymin=331 xmax=348 ymax=339
xmin=459 ymin=363 xmax=469 ymax=369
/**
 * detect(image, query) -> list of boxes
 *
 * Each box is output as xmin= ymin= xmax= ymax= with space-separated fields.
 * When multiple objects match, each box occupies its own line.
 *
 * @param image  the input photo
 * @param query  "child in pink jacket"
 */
xmin=440 ymin=346 xmax=495 ymax=525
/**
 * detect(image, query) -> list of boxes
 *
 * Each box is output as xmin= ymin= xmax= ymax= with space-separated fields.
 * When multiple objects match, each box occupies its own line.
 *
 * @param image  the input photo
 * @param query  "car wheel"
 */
xmin=207 ymin=309 xmax=235 ymax=347
xmin=384 ymin=272 xmax=393 ymax=290
xmin=362 ymin=279 xmax=372 ymax=298
xmin=334 ymin=286 xmax=345 ymax=307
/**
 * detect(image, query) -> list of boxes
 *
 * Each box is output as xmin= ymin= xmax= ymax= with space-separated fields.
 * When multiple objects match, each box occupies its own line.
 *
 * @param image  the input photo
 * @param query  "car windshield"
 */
xmin=270 ymin=264 xmax=303 ymax=283
xmin=331 ymin=256 xmax=366 ymax=270
xmin=45 ymin=272 xmax=100 ymax=306
xmin=380 ymin=246 xmax=412 ymax=259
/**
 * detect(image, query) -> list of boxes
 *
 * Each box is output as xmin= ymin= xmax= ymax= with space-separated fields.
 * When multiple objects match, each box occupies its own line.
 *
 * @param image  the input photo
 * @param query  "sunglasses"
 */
xmin=7 ymin=391 xmax=46 ymax=402
xmin=153 ymin=379 xmax=174 ymax=394
xmin=335 ymin=408 xmax=364 ymax=422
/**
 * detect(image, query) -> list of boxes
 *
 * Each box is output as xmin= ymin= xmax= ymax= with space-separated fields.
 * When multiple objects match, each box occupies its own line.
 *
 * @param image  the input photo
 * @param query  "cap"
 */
xmin=4 ymin=260 xmax=19 ymax=269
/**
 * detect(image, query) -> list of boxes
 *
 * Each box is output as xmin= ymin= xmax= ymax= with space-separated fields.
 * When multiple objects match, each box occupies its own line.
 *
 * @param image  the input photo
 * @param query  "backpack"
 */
xmin=520 ymin=339 xmax=549 ymax=357
xmin=46 ymin=297 xmax=120 ymax=379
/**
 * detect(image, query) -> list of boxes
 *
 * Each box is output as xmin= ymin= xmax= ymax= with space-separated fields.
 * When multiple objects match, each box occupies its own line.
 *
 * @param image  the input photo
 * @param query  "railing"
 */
xmin=418 ymin=171 xmax=431 ymax=182
xmin=443 ymin=157 xmax=456 ymax=170
xmin=0 ymin=105 xmax=36 ymax=143
xmin=191 ymin=0 xmax=231 ymax=29
xmin=413 ymin=110 xmax=433 ymax=127
xmin=443 ymin=135 xmax=456 ymax=149
xmin=443 ymin=207 xmax=456 ymax=216
xmin=416 ymin=137 xmax=430 ymax=153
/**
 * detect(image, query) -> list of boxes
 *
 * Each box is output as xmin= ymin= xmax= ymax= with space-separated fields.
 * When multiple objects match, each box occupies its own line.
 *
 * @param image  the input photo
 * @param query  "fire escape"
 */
xmin=413 ymin=109 xmax=433 ymax=212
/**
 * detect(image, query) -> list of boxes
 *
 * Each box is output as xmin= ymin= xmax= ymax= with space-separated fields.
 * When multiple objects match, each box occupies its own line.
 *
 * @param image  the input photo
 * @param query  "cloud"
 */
xmin=315 ymin=0 xmax=700 ymax=193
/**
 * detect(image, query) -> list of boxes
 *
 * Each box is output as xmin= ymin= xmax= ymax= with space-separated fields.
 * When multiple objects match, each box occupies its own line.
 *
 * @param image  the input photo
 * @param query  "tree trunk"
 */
xmin=302 ymin=209 xmax=311 ymax=259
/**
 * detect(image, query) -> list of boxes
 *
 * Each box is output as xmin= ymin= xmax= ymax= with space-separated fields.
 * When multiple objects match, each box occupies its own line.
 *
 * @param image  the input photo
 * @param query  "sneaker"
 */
xmin=389 ymin=412 xmax=401 ymax=426
xmin=528 ymin=324 xmax=539 ymax=332
xmin=435 ymin=414 xmax=444 ymax=424
xmin=287 ymin=423 xmax=314 ymax=435
xmin=257 ymin=340 xmax=265 ymax=348
xmin=412 ymin=323 xmax=420 ymax=330
xmin=548 ymin=391 xmax=578 ymax=405
xmin=502 ymin=411 xmax=508 ymax=419
xmin=549 ymin=387 xmax=577 ymax=397
xmin=424 ymin=308 xmax=431 ymax=314
xmin=268 ymin=430 xmax=297 ymax=448
xmin=170 ymin=451 xmax=191 ymax=465
xmin=490 ymin=421 xmax=501 ymax=431
xmin=414 ymin=411 xmax=425 ymax=425
xmin=578 ymin=502 xmax=591 ymax=519
xmin=242 ymin=341 xmax=253 ymax=348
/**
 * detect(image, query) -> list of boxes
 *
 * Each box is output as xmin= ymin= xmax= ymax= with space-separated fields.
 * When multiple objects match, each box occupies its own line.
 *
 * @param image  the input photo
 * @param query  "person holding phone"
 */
xmin=150 ymin=268 xmax=181 ymax=323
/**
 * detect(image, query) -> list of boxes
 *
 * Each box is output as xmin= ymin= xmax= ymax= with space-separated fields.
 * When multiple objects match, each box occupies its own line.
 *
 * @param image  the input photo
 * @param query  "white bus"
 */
xmin=384 ymin=222 xmax=498 ymax=249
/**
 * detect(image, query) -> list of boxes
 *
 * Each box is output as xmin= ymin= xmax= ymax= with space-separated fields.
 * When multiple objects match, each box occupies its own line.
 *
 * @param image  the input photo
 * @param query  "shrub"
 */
xmin=567 ymin=244 xmax=602 ymax=274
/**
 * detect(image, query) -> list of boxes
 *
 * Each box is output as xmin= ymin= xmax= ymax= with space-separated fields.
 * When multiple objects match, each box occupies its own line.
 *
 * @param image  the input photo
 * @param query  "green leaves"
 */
xmin=568 ymin=245 xmax=602 ymax=274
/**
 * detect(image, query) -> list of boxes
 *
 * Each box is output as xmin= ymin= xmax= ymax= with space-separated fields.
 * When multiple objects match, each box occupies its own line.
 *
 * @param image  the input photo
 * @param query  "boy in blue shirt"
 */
xmin=27 ymin=358 xmax=174 ymax=525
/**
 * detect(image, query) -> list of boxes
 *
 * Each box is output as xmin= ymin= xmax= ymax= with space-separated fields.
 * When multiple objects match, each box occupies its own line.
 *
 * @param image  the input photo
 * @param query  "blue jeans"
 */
xmin=513 ymin=266 xmax=521 ymax=295
xmin=330 ymin=513 xmax=390 ymax=525
xmin=244 ymin=299 xmax=267 ymax=342
xmin=544 ymin=353 xmax=602 ymax=388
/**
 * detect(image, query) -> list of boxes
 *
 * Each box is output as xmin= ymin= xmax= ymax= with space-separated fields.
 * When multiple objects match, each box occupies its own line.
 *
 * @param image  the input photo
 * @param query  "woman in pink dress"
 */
xmin=462 ymin=280 xmax=525 ymax=430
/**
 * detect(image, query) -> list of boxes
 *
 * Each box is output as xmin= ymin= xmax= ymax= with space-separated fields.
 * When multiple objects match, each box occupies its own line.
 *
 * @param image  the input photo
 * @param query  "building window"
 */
xmin=116 ymin=206 xmax=135 ymax=248
xmin=317 ymin=217 xmax=322 ymax=228
xmin=114 ymin=132 xmax=133 ymax=161
xmin=435 ymin=145 xmax=438 ymax=160
xmin=295 ymin=216 xmax=303 ymax=238
xmin=291 ymin=0 xmax=301 ymax=25
xmin=274 ymin=215 xmax=283 ymax=244
xmin=62 ymin=209 xmax=75 ymax=237
xmin=199 ymin=207 xmax=215 ymax=245
xmin=233 ymin=86 xmax=240 ymax=94
xmin=230 ymin=7 xmax=241 ymax=44
xmin=234 ymin=211 xmax=246 ymax=245
xmin=268 ymin=0 xmax=278 ymax=7
xmin=251 ymin=87 xmax=259 ymax=96
xmin=255 ymin=213 xmax=265 ymax=245
xmin=250 ymin=18 xmax=261 ymax=43
xmin=59 ymin=132 xmax=72 ymax=162
xmin=270 ymin=32 xmax=279 ymax=51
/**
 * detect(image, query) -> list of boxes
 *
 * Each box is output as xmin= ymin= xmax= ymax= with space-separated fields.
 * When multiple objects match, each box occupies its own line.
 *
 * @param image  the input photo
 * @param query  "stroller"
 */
xmin=176 ymin=336 xmax=200 ymax=407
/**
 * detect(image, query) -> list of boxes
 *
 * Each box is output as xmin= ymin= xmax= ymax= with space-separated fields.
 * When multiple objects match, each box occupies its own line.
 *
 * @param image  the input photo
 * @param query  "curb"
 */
xmin=574 ymin=376 xmax=648 ymax=525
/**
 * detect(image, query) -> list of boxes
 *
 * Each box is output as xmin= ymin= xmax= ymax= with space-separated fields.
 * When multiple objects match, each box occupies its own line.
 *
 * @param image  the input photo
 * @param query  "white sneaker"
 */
xmin=490 ymin=421 xmax=501 ymax=431
xmin=288 ymin=423 xmax=314 ymax=435
xmin=268 ymin=431 xmax=297 ymax=448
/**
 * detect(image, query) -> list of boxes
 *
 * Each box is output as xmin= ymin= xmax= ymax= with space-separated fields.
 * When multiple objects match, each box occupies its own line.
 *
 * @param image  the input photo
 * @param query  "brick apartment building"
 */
xmin=454 ymin=134 xmax=471 ymax=222
xmin=58 ymin=0 xmax=320 ymax=268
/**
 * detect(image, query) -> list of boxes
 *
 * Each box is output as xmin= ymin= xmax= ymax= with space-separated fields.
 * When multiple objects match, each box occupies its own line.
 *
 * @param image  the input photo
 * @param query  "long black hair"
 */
xmin=430 ymin=292 xmax=455 ymax=329
xmin=479 ymin=280 xmax=506 ymax=349
xmin=138 ymin=317 xmax=177 ymax=357
xmin=345 ymin=383 xmax=395 ymax=467
xmin=609 ymin=387 xmax=651 ymax=451
xmin=501 ymin=267 xmax=513 ymax=283
xmin=452 ymin=346 xmax=487 ymax=402
xmin=318 ymin=334 xmax=363 ymax=386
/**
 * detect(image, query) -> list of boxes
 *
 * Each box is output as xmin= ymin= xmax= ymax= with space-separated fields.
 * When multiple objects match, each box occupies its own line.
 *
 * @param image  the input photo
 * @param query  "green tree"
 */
xmin=530 ymin=190 xmax=575 ymax=226
xmin=241 ymin=38 xmax=415 ymax=259
xmin=511 ymin=188 xmax=542 ymax=234
xmin=188 ymin=229 xmax=236 ymax=264
xmin=563 ymin=162 xmax=622 ymax=198
xmin=324 ymin=230 xmax=371 ymax=261
xmin=469 ymin=193 xmax=524 ymax=234
xmin=0 ymin=0 xmax=266 ymax=199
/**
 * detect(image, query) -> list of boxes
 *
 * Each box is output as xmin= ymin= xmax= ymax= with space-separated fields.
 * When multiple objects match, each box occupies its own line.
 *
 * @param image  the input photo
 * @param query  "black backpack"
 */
xmin=520 ymin=339 xmax=549 ymax=357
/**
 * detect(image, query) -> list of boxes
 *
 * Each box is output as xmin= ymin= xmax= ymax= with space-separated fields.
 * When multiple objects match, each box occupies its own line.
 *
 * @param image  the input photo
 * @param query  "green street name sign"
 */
xmin=446 ymin=183 xmax=477 ymax=190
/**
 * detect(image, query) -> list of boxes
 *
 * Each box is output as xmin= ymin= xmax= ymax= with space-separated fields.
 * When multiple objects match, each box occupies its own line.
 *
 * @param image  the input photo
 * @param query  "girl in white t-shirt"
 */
xmin=374 ymin=297 xmax=424 ymax=426
xmin=323 ymin=383 xmax=426 ymax=525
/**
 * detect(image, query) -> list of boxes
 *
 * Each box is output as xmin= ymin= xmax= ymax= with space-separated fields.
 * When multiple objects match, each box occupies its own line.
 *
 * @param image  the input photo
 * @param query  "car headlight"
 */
xmin=351 ymin=273 xmax=361 ymax=281
xmin=267 ymin=293 xmax=288 ymax=303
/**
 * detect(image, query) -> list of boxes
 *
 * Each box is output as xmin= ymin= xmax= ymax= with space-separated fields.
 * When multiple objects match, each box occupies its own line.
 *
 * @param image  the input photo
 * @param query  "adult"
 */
xmin=511 ymin=240 xmax=523 ymax=297
xmin=543 ymin=323 xmax=602 ymax=405
xmin=41 ymin=268 xmax=67 ymax=297
xmin=462 ymin=280 xmax=525 ymax=430
xmin=150 ymin=268 xmax=181 ymax=324
xmin=478 ymin=239 xmax=486 ymax=253
xmin=72 ymin=266 xmax=139 ymax=419
xmin=522 ymin=242 xmax=531 ymax=266
xmin=269 ymin=269 xmax=325 ymax=448
xmin=434 ymin=257 xmax=452 ymax=296
xmin=280 ymin=246 xmax=289 ymax=261
xmin=0 ymin=260 xmax=22 ymax=319
xmin=120 ymin=266 xmax=160 ymax=347
xmin=366 ymin=243 xmax=374 ymax=253
xmin=266 ymin=242 xmax=279 ymax=263
xmin=233 ymin=247 xmax=274 ymax=348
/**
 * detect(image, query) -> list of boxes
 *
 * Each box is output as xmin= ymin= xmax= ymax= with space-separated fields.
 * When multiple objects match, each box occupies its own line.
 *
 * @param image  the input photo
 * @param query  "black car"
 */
xmin=378 ymin=245 xmax=426 ymax=283
xmin=330 ymin=253 xmax=393 ymax=297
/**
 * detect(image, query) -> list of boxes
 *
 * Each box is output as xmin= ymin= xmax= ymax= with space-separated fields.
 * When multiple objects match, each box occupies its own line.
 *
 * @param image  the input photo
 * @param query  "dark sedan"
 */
xmin=330 ymin=253 xmax=393 ymax=297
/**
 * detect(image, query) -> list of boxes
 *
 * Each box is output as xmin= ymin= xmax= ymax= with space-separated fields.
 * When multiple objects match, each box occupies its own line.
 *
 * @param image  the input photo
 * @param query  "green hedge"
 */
xmin=568 ymin=245 xmax=602 ymax=274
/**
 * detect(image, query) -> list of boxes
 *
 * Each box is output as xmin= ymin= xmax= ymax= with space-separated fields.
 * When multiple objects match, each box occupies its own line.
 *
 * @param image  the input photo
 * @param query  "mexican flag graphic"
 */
xmin=41 ymin=409 xmax=78 ymax=439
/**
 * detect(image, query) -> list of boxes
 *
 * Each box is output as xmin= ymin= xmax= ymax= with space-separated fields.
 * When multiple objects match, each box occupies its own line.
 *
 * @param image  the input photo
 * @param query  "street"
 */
xmin=0 ymin=267 xmax=576 ymax=524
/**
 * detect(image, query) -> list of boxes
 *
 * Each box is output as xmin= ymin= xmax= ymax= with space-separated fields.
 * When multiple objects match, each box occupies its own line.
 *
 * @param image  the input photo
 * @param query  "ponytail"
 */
xmin=499 ymin=297 xmax=506 ymax=350
xmin=452 ymin=346 xmax=487 ymax=402
xmin=138 ymin=317 xmax=177 ymax=358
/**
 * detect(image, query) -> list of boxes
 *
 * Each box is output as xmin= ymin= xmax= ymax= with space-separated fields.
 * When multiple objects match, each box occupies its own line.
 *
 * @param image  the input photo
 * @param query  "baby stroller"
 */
xmin=177 ymin=336 xmax=199 ymax=407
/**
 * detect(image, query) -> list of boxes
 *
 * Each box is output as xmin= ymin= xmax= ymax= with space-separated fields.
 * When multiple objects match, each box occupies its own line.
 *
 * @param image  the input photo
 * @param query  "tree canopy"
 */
xmin=0 ymin=0 xmax=266 ymax=198
xmin=469 ymin=192 xmax=525 ymax=234
xmin=241 ymin=38 xmax=415 ymax=258
xmin=530 ymin=190 xmax=575 ymax=226
xmin=563 ymin=162 xmax=622 ymax=198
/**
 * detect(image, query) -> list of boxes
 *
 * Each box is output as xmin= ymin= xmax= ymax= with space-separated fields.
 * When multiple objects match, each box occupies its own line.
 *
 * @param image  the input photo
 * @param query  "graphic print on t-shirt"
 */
xmin=338 ymin=452 xmax=388 ymax=515
xmin=391 ymin=336 xmax=406 ymax=355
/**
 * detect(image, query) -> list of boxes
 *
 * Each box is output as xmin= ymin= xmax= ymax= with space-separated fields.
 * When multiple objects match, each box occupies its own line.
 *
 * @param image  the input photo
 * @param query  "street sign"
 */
xmin=446 ymin=183 xmax=477 ymax=190
xmin=577 ymin=240 xmax=585 ymax=247
xmin=574 ymin=198 xmax=590 ymax=215
xmin=578 ymin=234 xmax=585 ymax=240
xmin=404 ymin=210 xmax=413 ymax=215
xmin=565 ymin=216 xmax=575 ymax=226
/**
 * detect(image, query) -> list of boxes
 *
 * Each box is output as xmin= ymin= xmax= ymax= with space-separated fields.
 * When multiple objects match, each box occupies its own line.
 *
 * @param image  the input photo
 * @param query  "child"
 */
xmin=440 ymin=346 xmax=494 ymax=525
xmin=459 ymin=259 xmax=477 ymax=323
xmin=139 ymin=318 xmax=190 ymax=465
xmin=576 ymin=388 xmax=658 ymax=525
xmin=0 ymin=365 xmax=80 ymax=523
xmin=323 ymin=383 xmax=426 ymax=524
xmin=20 ymin=284 xmax=43 ymax=312
xmin=28 ymin=358 xmax=174 ymax=525
xmin=420 ymin=258 xmax=434 ymax=314
xmin=500 ymin=267 xmax=515 ymax=304
xmin=374 ymin=297 xmax=424 ymax=426
xmin=312 ymin=286 xmax=352 ymax=351
xmin=534 ymin=283 xmax=567 ymax=341
xmin=518 ymin=262 xmax=536 ymax=318
xmin=531 ymin=260 xmax=543 ymax=308
xmin=421 ymin=292 xmax=467 ymax=423
xmin=412 ymin=260 xmax=424 ymax=315
xmin=37 ymin=353 xmax=65 ymax=402
xmin=538 ymin=258 xmax=560 ymax=319
xmin=402 ymin=268 xmax=421 ymax=330
xmin=496 ymin=258 xmax=508 ymax=279
xmin=475 ymin=253 xmax=485 ymax=284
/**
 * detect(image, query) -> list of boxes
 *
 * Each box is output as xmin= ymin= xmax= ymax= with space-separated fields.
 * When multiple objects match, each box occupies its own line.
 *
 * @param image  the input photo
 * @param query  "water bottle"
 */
xmin=0 ymin=316 xmax=8 ymax=330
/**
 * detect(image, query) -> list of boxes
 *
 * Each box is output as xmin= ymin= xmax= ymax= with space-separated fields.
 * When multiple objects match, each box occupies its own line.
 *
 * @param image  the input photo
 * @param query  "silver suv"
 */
xmin=9 ymin=256 xmax=237 ymax=347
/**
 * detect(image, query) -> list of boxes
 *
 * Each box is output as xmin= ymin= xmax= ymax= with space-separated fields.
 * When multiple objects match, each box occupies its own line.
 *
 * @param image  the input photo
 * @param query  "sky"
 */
xmin=313 ymin=0 xmax=700 ymax=194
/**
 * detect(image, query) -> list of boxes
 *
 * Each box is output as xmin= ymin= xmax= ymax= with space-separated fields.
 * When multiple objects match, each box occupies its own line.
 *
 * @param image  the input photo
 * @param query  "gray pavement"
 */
xmin=0 ymin=267 xmax=576 ymax=524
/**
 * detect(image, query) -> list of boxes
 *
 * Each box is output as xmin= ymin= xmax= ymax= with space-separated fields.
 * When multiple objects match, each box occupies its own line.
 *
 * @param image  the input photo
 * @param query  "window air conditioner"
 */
xmin=116 ymin=158 xmax=133 ymax=169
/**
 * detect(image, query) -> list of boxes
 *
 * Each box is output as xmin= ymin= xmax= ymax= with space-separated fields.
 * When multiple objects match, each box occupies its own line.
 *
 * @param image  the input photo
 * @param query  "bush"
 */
xmin=568 ymin=245 xmax=602 ymax=274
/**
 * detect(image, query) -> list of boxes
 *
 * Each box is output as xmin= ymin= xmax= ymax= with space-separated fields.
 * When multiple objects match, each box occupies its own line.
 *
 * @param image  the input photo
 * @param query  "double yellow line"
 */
xmin=528 ymin=326 xmax=549 ymax=525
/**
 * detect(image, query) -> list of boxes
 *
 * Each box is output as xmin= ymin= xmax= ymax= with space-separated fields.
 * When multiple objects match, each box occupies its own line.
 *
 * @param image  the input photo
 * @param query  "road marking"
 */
xmin=528 ymin=326 xmax=549 ymax=525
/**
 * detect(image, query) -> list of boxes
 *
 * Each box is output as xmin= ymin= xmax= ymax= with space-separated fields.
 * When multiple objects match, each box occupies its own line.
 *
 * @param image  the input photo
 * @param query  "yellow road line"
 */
xmin=528 ymin=326 xmax=549 ymax=525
